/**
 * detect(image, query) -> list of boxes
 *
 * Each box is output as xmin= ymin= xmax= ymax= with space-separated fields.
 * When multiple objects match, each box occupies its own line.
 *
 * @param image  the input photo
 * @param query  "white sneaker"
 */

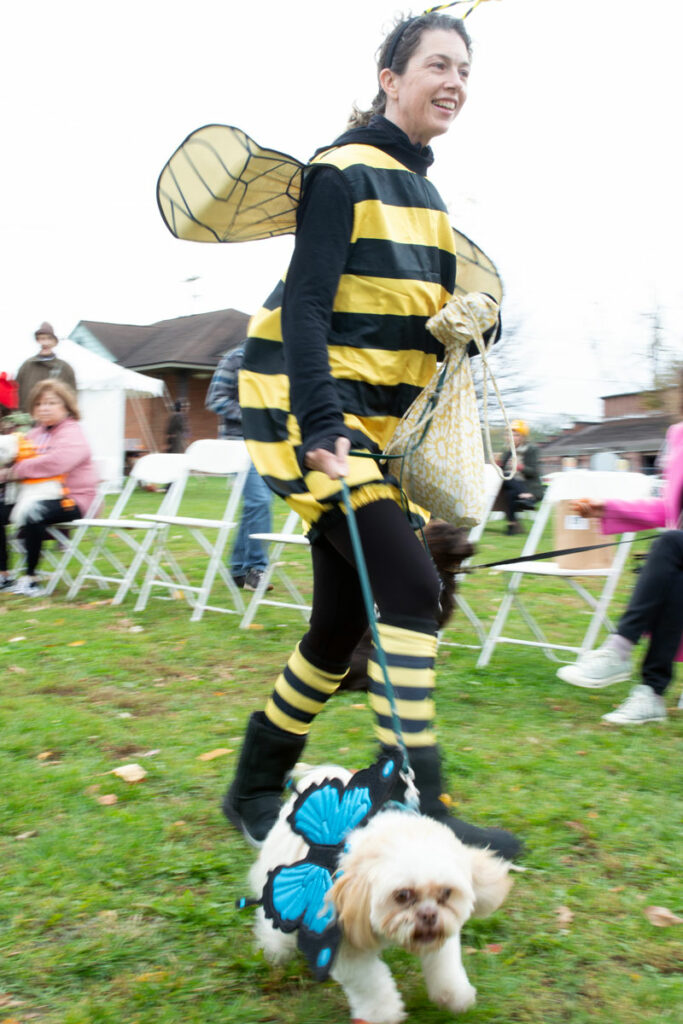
xmin=556 ymin=645 xmax=631 ymax=689
xmin=12 ymin=576 xmax=43 ymax=597
xmin=602 ymin=685 xmax=667 ymax=725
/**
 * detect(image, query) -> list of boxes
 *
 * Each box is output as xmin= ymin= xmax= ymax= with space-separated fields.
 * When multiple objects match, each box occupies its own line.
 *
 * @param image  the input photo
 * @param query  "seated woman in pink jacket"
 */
xmin=556 ymin=402 xmax=683 ymax=724
xmin=0 ymin=379 xmax=98 ymax=596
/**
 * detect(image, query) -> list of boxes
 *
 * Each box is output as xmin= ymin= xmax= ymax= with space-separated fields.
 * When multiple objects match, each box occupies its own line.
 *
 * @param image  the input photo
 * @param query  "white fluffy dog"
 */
xmin=249 ymin=765 xmax=513 ymax=1024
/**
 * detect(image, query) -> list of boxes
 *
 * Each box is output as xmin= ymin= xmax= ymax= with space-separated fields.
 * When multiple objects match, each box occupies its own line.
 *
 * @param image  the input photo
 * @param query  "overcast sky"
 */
xmin=2 ymin=0 xmax=681 ymax=421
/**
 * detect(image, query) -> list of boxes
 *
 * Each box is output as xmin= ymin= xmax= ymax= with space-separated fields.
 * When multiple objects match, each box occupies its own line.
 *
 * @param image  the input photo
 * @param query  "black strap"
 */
xmin=467 ymin=534 xmax=661 ymax=573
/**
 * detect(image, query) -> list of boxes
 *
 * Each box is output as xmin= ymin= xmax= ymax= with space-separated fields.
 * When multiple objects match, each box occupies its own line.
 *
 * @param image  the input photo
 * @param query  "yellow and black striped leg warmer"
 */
xmin=264 ymin=643 xmax=349 ymax=736
xmin=368 ymin=623 xmax=437 ymax=749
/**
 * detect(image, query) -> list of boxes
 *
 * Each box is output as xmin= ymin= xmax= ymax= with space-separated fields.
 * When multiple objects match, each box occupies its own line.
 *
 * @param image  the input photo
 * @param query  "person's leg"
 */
xmin=601 ymin=532 xmax=683 ymax=724
xmin=230 ymin=463 xmax=273 ymax=580
xmin=324 ymin=500 xmax=522 ymax=859
xmin=617 ymin=531 xmax=683 ymax=661
xmin=559 ymin=532 xmax=683 ymax=714
xmin=242 ymin=466 xmax=273 ymax=574
xmin=0 ymin=502 xmax=13 ymax=587
xmin=19 ymin=500 xmax=81 ymax=576
xmin=501 ymin=479 xmax=525 ymax=533
xmin=223 ymin=529 xmax=369 ymax=846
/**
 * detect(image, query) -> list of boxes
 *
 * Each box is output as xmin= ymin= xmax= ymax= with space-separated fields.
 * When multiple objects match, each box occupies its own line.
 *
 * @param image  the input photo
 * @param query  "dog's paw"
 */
xmin=431 ymin=981 xmax=477 ymax=1015
xmin=348 ymin=989 xmax=406 ymax=1024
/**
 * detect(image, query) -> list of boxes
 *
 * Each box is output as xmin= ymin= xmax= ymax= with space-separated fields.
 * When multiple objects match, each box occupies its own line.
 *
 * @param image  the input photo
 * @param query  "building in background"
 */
xmin=70 ymin=309 xmax=250 ymax=454
xmin=538 ymin=386 xmax=678 ymax=474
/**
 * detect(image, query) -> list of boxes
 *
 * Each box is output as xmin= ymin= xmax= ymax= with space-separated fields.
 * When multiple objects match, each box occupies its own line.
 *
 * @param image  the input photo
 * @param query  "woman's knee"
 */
xmin=650 ymin=530 xmax=683 ymax=565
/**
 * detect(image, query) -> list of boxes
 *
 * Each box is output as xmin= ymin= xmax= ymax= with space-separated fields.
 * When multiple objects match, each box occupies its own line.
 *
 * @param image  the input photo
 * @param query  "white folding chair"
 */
xmin=476 ymin=469 xmax=654 ymax=667
xmin=133 ymin=439 xmax=251 ymax=621
xmin=42 ymin=473 xmax=121 ymax=595
xmin=440 ymin=463 xmax=506 ymax=650
xmin=239 ymin=508 xmax=311 ymax=628
xmin=52 ymin=453 xmax=189 ymax=603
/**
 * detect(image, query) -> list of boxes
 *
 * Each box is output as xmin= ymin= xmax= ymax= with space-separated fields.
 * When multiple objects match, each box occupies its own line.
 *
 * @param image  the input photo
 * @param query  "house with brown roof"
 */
xmin=71 ymin=309 xmax=250 ymax=453
xmin=538 ymin=387 xmax=678 ymax=475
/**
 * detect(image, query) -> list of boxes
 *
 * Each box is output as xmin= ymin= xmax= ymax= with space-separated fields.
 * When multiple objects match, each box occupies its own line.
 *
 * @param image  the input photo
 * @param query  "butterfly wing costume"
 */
xmin=237 ymin=755 xmax=402 ymax=980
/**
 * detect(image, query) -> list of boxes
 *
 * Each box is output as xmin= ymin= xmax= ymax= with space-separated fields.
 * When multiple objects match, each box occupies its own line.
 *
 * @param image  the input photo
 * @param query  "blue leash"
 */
xmin=339 ymin=479 xmax=420 ymax=811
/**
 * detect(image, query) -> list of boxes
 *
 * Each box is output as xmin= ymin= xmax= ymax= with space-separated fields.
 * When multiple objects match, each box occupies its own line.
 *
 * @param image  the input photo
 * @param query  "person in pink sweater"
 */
xmin=556 ymin=403 xmax=683 ymax=724
xmin=0 ymin=379 xmax=97 ymax=596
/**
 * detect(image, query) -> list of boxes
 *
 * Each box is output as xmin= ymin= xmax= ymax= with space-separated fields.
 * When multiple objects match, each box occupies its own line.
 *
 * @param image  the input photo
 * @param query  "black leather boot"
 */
xmin=384 ymin=744 xmax=523 ymax=861
xmin=222 ymin=712 xmax=306 ymax=847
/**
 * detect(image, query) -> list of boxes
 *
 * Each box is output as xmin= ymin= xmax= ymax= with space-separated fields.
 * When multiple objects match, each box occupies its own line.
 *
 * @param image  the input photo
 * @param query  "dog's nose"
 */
xmin=417 ymin=906 xmax=438 ymax=929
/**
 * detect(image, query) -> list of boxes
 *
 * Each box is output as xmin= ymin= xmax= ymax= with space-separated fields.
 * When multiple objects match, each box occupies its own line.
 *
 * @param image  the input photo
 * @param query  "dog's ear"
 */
xmin=468 ymin=847 xmax=513 ymax=918
xmin=329 ymin=869 xmax=378 ymax=951
xmin=424 ymin=520 xmax=474 ymax=573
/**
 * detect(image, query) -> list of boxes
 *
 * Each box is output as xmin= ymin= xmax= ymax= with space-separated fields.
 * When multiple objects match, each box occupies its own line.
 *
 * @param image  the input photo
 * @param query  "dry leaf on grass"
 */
xmin=7 ymin=665 xmax=26 ymax=674
xmin=110 ymin=763 xmax=147 ymax=783
xmin=644 ymin=905 xmax=683 ymax=927
xmin=97 ymin=794 xmax=118 ymax=806
xmin=68 ymin=640 xmax=86 ymax=647
xmin=556 ymin=905 xmax=574 ymax=927
xmin=0 ymin=995 xmax=24 ymax=1008
xmin=197 ymin=748 xmax=233 ymax=761
xmin=15 ymin=831 xmax=38 ymax=841
xmin=8 ymin=637 xmax=26 ymax=643
xmin=485 ymin=943 xmax=503 ymax=954
xmin=36 ymin=751 xmax=55 ymax=761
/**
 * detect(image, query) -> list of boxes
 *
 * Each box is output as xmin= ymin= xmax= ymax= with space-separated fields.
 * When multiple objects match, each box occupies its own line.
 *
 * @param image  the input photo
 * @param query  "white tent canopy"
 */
xmin=8 ymin=336 xmax=166 ymax=483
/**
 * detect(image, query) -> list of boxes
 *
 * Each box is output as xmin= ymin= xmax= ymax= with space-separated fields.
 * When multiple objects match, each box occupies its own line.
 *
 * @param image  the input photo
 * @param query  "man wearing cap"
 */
xmin=500 ymin=419 xmax=544 ymax=535
xmin=16 ymin=322 xmax=76 ymax=413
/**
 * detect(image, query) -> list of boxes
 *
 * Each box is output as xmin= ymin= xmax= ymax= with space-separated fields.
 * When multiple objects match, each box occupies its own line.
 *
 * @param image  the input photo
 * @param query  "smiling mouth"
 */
xmin=432 ymin=99 xmax=456 ymax=112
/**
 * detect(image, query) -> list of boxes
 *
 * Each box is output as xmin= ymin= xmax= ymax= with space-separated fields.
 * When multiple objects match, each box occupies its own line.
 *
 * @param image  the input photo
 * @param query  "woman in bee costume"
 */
xmin=160 ymin=4 xmax=521 ymax=860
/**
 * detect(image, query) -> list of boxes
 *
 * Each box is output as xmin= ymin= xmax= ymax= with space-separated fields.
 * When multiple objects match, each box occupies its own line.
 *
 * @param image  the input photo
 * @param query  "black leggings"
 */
xmin=19 ymin=499 xmax=82 ymax=576
xmin=618 ymin=529 xmax=683 ymax=695
xmin=0 ymin=502 xmax=10 ymax=572
xmin=301 ymin=499 xmax=441 ymax=669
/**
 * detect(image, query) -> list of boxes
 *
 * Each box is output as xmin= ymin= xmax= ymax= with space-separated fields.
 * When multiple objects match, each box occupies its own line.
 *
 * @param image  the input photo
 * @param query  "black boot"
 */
xmin=222 ymin=712 xmax=306 ymax=847
xmin=383 ymin=745 xmax=523 ymax=861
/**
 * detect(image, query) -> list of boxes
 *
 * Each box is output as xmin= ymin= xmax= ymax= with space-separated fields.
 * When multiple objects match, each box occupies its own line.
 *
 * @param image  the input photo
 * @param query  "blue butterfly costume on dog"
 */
xmin=237 ymin=756 xmax=402 ymax=980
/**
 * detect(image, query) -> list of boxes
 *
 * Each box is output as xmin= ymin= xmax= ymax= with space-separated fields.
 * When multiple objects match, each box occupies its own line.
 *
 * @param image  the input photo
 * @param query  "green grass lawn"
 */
xmin=1 ymin=481 xmax=681 ymax=1023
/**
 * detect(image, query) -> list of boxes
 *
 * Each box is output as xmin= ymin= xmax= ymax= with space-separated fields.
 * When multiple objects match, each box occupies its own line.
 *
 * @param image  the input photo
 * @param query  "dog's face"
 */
xmin=330 ymin=811 xmax=511 ymax=955
xmin=369 ymin=858 xmax=474 ymax=954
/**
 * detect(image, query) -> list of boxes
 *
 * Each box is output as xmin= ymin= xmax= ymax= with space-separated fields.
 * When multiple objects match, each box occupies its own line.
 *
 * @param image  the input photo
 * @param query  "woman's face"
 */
xmin=33 ymin=391 xmax=69 ymax=427
xmin=380 ymin=28 xmax=471 ymax=146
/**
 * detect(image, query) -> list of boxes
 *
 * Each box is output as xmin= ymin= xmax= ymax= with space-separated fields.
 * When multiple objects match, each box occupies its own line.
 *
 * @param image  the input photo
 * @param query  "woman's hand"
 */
xmin=0 ymin=467 xmax=12 ymax=483
xmin=304 ymin=437 xmax=351 ymax=480
xmin=570 ymin=498 xmax=605 ymax=519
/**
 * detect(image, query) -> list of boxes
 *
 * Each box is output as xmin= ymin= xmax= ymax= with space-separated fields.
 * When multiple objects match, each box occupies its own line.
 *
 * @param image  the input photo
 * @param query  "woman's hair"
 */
xmin=348 ymin=12 xmax=472 ymax=128
xmin=29 ymin=378 xmax=81 ymax=420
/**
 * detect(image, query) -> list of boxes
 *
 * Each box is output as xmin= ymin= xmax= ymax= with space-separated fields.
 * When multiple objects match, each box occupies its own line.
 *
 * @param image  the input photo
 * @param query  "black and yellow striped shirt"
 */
xmin=240 ymin=132 xmax=456 ymax=535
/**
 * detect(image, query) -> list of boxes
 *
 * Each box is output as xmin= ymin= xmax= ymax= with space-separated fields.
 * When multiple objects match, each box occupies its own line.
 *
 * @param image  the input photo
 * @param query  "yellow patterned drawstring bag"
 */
xmin=384 ymin=292 xmax=515 ymax=527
